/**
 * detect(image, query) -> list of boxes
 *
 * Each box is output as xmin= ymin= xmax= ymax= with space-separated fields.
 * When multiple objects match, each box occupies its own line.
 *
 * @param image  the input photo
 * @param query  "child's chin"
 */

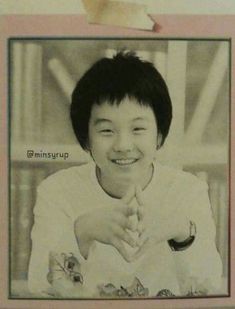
xmin=114 ymin=171 xmax=137 ymax=182
xmin=116 ymin=177 xmax=139 ymax=193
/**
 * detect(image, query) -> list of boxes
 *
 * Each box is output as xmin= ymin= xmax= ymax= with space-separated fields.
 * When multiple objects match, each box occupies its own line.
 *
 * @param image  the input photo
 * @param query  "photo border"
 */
xmin=8 ymin=36 xmax=232 ymax=301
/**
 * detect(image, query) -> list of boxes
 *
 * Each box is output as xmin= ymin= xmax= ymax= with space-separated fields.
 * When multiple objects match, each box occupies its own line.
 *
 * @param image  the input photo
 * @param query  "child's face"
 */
xmin=88 ymin=97 xmax=160 ymax=186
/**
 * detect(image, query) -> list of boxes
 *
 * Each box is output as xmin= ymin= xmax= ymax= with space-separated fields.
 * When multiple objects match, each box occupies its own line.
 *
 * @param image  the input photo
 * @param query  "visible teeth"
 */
xmin=113 ymin=159 xmax=137 ymax=165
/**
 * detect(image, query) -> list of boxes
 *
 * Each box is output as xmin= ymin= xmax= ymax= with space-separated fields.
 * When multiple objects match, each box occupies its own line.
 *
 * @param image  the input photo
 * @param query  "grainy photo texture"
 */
xmin=9 ymin=39 xmax=230 ymax=299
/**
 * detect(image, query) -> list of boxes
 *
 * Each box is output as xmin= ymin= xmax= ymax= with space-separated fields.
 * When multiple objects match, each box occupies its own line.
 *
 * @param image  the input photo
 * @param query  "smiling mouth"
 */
xmin=111 ymin=158 xmax=138 ymax=166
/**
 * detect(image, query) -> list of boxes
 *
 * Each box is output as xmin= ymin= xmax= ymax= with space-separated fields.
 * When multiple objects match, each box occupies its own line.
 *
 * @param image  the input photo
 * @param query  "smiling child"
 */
xmin=28 ymin=51 xmax=222 ymax=298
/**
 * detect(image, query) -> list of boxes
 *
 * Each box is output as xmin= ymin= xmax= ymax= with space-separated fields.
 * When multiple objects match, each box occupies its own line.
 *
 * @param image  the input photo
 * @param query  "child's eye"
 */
xmin=133 ymin=127 xmax=146 ymax=133
xmin=99 ymin=129 xmax=114 ymax=135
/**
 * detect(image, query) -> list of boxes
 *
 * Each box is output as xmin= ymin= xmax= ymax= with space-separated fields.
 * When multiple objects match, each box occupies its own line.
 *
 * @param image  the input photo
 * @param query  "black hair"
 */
xmin=70 ymin=51 xmax=172 ymax=150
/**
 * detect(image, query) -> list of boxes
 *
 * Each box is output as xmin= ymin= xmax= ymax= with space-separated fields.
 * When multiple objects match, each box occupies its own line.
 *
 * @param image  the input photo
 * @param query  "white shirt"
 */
xmin=28 ymin=161 xmax=222 ymax=297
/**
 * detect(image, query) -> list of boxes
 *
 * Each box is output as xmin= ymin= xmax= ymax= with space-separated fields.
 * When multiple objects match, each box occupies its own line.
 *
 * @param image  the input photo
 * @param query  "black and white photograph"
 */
xmin=9 ymin=38 xmax=230 ymax=299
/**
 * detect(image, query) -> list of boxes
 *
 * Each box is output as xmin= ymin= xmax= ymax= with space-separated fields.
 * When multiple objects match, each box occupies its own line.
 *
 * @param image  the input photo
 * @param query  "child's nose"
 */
xmin=113 ymin=133 xmax=133 ymax=152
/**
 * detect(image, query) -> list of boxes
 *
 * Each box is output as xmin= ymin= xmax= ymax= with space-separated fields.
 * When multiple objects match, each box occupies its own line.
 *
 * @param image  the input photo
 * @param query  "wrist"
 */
xmin=74 ymin=215 xmax=93 ymax=259
xmin=168 ymin=220 xmax=196 ymax=251
xmin=173 ymin=218 xmax=190 ymax=242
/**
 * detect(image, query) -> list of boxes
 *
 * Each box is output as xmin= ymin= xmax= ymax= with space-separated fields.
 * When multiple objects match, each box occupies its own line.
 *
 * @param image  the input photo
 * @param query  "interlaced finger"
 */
xmin=115 ymin=214 xmax=136 ymax=231
xmin=115 ymin=227 xmax=137 ymax=248
xmin=120 ymin=204 xmax=137 ymax=217
xmin=137 ymin=221 xmax=145 ymax=236
xmin=137 ymin=206 xmax=144 ymax=221
xmin=112 ymin=238 xmax=132 ymax=262
xmin=132 ymin=236 xmax=149 ymax=261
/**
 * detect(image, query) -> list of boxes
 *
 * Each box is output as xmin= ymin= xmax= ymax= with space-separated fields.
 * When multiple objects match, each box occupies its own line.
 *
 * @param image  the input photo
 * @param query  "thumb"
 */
xmin=121 ymin=185 xmax=135 ymax=205
xmin=135 ymin=185 xmax=144 ymax=207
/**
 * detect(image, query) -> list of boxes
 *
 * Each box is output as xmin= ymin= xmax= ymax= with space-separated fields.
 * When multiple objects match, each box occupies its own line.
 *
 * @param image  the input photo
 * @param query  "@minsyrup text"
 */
xmin=27 ymin=150 xmax=69 ymax=160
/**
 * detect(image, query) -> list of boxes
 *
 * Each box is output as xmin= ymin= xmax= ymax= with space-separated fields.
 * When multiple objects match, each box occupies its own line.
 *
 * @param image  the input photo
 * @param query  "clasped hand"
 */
xmin=74 ymin=185 xmax=145 ymax=262
xmin=74 ymin=185 xmax=189 ymax=262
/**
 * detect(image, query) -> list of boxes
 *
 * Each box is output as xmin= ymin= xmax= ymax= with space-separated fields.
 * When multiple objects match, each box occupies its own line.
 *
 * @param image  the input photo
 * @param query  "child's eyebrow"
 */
xmin=93 ymin=118 xmax=112 ymax=126
xmin=132 ymin=117 xmax=149 ymax=122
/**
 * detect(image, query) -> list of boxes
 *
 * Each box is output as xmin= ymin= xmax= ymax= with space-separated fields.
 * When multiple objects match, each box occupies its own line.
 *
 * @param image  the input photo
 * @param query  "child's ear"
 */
xmin=156 ymin=133 xmax=163 ymax=150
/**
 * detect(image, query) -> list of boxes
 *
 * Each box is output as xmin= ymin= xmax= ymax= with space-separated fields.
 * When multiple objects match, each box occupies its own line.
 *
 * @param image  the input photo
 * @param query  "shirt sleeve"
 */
xmin=27 ymin=179 xmax=86 ymax=296
xmin=172 ymin=179 xmax=223 ymax=295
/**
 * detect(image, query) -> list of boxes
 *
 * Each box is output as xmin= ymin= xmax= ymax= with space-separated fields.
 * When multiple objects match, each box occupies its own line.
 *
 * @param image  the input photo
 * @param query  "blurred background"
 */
xmin=10 ymin=39 xmax=229 ymax=295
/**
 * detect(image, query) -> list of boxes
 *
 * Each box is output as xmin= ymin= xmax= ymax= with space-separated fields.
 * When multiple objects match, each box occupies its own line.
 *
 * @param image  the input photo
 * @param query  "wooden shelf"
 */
xmin=158 ymin=144 xmax=228 ymax=166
